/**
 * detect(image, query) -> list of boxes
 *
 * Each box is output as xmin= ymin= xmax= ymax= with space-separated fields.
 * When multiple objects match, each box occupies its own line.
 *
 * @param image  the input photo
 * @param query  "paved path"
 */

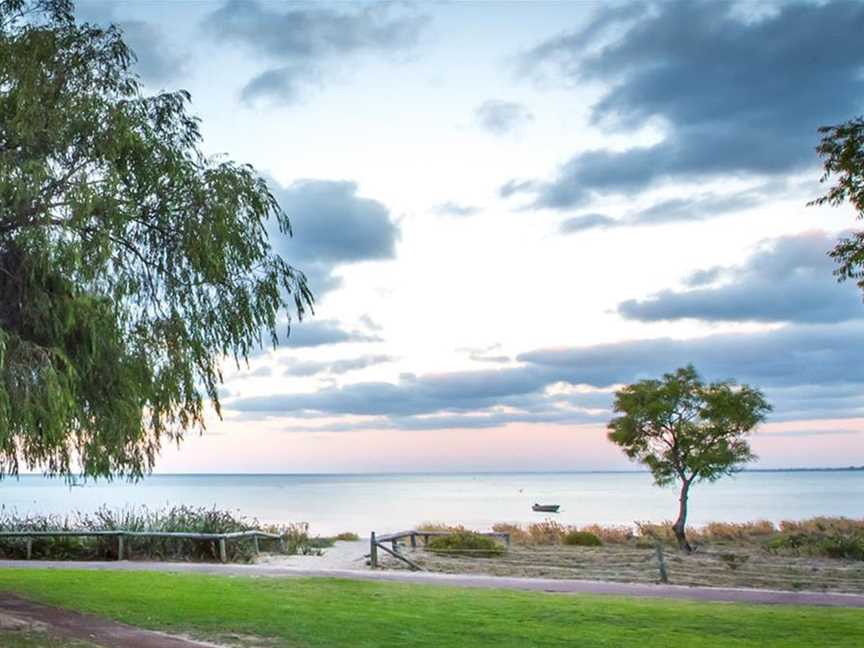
xmin=3 ymin=559 xmax=864 ymax=607
xmin=0 ymin=593 xmax=218 ymax=647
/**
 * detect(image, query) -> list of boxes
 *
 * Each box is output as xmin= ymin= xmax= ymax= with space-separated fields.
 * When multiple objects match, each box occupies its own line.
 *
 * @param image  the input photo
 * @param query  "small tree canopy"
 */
xmin=0 ymin=0 xmax=312 ymax=479
xmin=607 ymin=366 xmax=771 ymax=549
xmin=811 ymin=116 xmax=864 ymax=289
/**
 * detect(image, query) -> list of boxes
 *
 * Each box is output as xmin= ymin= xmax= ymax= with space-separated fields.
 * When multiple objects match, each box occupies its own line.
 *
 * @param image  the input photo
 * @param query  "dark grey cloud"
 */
xmin=433 ymin=202 xmax=481 ymax=217
xmin=559 ymin=213 xmax=616 ymax=234
xmin=519 ymin=323 xmax=864 ymax=390
xmin=474 ymin=100 xmax=534 ymax=135
xmin=270 ymin=319 xmax=383 ymax=350
xmin=76 ymin=2 xmax=187 ymax=84
xmin=271 ymin=179 xmax=400 ymax=297
xmin=229 ymin=321 xmax=864 ymax=429
xmin=558 ymin=183 xmax=775 ymax=233
xmin=282 ymin=354 xmax=394 ymax=377
xmin=618 ymin=231 xmax=862 ymax=324
xmin=513 ymin=1 xmax=864 ymax=208
xmin=203 ymin=0 xmax=426 ymax=104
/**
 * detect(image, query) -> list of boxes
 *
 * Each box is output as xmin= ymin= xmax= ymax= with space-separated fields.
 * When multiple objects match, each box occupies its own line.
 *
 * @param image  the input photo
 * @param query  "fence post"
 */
xmin=253 ymin=535 xmax=260 ymax=555
xmin=117 ymin=534 xmax=124 ymax=561
xmin=654 ymin=542 xmax=669 ymax=584
xmin=410 ymin=533 xmax=416 ymax=549
xmin=219 ymin=537 xmax=227 ymax=563
xmin=25 ymin=537 xmax=32 ymax=560
xmin=370 ymin=532 xmax=378 ymax=569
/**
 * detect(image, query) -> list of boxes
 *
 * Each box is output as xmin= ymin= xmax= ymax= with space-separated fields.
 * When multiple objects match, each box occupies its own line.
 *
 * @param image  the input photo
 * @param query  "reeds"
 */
xmin=0 ymin=505 xmax=313 ymax=562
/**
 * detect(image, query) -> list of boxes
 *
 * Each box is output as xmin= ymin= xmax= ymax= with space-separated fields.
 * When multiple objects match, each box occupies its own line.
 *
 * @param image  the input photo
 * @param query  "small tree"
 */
xmin=811 ymin=117 xmax=864 ymax=289
xmin=607 ymin=366 xmax=771 ymax=551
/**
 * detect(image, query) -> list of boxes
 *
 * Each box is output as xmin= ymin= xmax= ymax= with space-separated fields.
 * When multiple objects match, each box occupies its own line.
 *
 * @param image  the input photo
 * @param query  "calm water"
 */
xmin=0 ymin=471 xmax=861 ymax=535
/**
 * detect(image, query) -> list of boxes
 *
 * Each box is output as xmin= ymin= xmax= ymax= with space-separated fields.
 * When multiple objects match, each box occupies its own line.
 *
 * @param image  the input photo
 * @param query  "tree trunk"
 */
xmin=672 ymin=479 xmax=692 ymax=552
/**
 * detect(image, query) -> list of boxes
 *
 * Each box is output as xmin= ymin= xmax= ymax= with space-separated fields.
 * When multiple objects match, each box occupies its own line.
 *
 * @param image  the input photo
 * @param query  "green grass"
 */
xmin=0 ymin=570 xmax=861 ymax=647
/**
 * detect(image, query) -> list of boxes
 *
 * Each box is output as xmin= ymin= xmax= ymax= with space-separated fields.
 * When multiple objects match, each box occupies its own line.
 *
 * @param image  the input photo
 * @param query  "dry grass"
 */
xmin=394 ymin=517 xmax=864 ymax=593
xmin=416 ymin=522 xmax=468 ymax=534
xmin=381 ymin=537 xmax=864 ymax=594
xmin=779 ymin=517 xmax=864 ymax=535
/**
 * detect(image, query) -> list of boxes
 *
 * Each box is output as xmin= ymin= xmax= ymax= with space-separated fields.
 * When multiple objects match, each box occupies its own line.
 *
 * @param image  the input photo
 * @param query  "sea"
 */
xmin=0 ymin=471 xmax=861 ymax=536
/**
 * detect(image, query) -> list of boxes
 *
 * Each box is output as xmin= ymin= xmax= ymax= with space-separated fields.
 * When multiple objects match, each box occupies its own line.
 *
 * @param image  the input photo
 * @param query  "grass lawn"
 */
xmin=0 ymin=569 xmax=861 ymax=647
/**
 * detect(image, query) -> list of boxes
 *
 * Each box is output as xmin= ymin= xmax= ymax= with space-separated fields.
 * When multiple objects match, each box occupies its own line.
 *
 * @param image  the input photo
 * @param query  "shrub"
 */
xmin=527 ymin=519 xmax=567 ymax=544
xmin=0 ymin=506 xmax=314 ymax=563
xmin=426 ymin=532 xmax=505 ymax=558
xmin=702 ymin=520 xmax=776 ymax=541
xmin=334 ymin=532 xmax=360 ymax=541
xmin=764 ymin=532 xmax=864 ymax=561
xmin=577 ymin=524 xmax=634 ymax=544
xmin=634 ymin=521 xmax=678 ymax=544
xmin=492 ymin=522 xmax=531 ymax=545
xmin=417 ymin=521 xmax=467 ymax=533
xmin=779 ymin=517 xmax=864 ymax=535
xmin=563 ymin=530 xmax=602 ymax=547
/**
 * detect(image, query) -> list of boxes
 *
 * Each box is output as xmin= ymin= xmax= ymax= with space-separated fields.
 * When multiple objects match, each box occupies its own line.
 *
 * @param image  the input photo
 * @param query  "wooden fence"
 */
xmin=0 ymin=530 xmax=283 ymax=563
xmin=370 ymin=529 xmax=511 ymax=571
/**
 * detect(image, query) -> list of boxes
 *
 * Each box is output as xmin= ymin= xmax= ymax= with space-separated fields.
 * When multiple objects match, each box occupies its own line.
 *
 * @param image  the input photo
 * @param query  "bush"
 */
xmin=764 ymin=532 xmax=864 ymax=561
xmin=426 ymin=532 xmax=505 ymax=558
xmin=527 ymin=519 xmax=567 ymax=544
xmin=417 ymin=521 xmax=467 ymax=533
xmin=0 ymin=505 xmax=315 ymax=563
xmin=702 ymin=520 xmax=776 ymax=541
xmin=334 ymin=532 xmax=360 ymax=541
xmin=779 ymin=517 xmax=864 ymax=535
xmin=563 ymin=530 xmax=603 ymax=547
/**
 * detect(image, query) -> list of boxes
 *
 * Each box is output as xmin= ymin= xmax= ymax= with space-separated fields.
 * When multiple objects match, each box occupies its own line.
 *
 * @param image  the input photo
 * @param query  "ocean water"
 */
xmin=0 ymin=471 xmax=861 ymax=535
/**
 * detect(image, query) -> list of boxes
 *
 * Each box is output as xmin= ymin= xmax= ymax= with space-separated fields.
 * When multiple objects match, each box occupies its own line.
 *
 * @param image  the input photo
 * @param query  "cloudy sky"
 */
xmin=80 ymin=1 xmax=864 ymax=472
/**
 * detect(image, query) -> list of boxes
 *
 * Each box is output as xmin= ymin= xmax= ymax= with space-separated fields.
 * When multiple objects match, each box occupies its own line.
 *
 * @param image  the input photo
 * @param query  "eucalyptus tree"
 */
xmin=607 ymin=366 xmax=771 ymax=551
xmin=0 ymin=0 xmax=312 ymax=479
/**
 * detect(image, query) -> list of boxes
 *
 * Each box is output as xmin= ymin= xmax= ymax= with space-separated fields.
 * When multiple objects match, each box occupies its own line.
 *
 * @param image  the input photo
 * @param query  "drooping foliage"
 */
xmin=812 ymin=117 xmax=864 ymax=288
xmin=0 ymin=0 xmax=312 ymax=479
xmin=607 ymin=366 xmax=770 ymax=550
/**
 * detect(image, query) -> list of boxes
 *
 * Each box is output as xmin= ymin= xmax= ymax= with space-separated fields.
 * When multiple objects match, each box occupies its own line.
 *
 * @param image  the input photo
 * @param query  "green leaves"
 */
xmin=812 ymin=117 xmax=864 ymax=293
xmin=0 ymin=1 xmax=312 ymax=479
xmin=607 ymin=365 xmax=771 ymax=487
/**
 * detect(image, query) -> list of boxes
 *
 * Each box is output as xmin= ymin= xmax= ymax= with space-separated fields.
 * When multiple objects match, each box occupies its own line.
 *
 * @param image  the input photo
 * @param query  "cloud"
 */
xmin=514 ymin=1 xmax=864 ymax=208
xmin=557 ymin=183 xmax=779 ymax=233
xmin=474 ymin=100 xmax=534 ymax=135
xmin=519 ymin=322 xmax=864 ymax=390
xmin=270 ymin=179 xmax=400 ymax=297
xmin=203 ymin=0 xmax=426 ymax=104
xmin=618 ymin=231 xmax=862 ymax=324
xmin=559 ymin=213 xmax=617 ymax=234
xmin=433 ymin=202 xmax=481 ymax=217
xmin=75 ymin=1 xmax=187 ymax=84
xmin=229 ymin=321 xmax=864 ymax=429
xmin=282 ymin=354 xmax=394 ymax=377
xmin=270 ymin=319 xmax=383 ymax=350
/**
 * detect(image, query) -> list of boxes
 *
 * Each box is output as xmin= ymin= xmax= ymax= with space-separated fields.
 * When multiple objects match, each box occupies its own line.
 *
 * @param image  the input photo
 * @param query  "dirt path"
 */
xmin=2 ymin=559 xmax=864 ymax=607
xmin=0 ymin=593 xmax=218 ymax=647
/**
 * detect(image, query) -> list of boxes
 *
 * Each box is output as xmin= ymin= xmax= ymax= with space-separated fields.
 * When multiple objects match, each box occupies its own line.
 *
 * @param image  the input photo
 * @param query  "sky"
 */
xmin=77 ymin=0 xmax=864 ymax=472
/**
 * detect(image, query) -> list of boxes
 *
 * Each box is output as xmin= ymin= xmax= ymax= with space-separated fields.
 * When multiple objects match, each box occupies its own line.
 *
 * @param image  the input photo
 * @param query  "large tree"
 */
xmin=607 ymin=366 xmax=771 ymax=551
xmin=812 ymin=116 xmax=864 ymax=287
xmin=0 ymin=0 xmax=312 ymax=479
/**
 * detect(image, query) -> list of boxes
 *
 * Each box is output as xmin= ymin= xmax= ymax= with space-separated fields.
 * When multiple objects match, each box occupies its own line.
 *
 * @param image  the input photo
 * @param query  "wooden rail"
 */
xmin=369 ymin=529 xmax=511 ymax=571
xmin=0 ymin=530 xmax=283 ymax=563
